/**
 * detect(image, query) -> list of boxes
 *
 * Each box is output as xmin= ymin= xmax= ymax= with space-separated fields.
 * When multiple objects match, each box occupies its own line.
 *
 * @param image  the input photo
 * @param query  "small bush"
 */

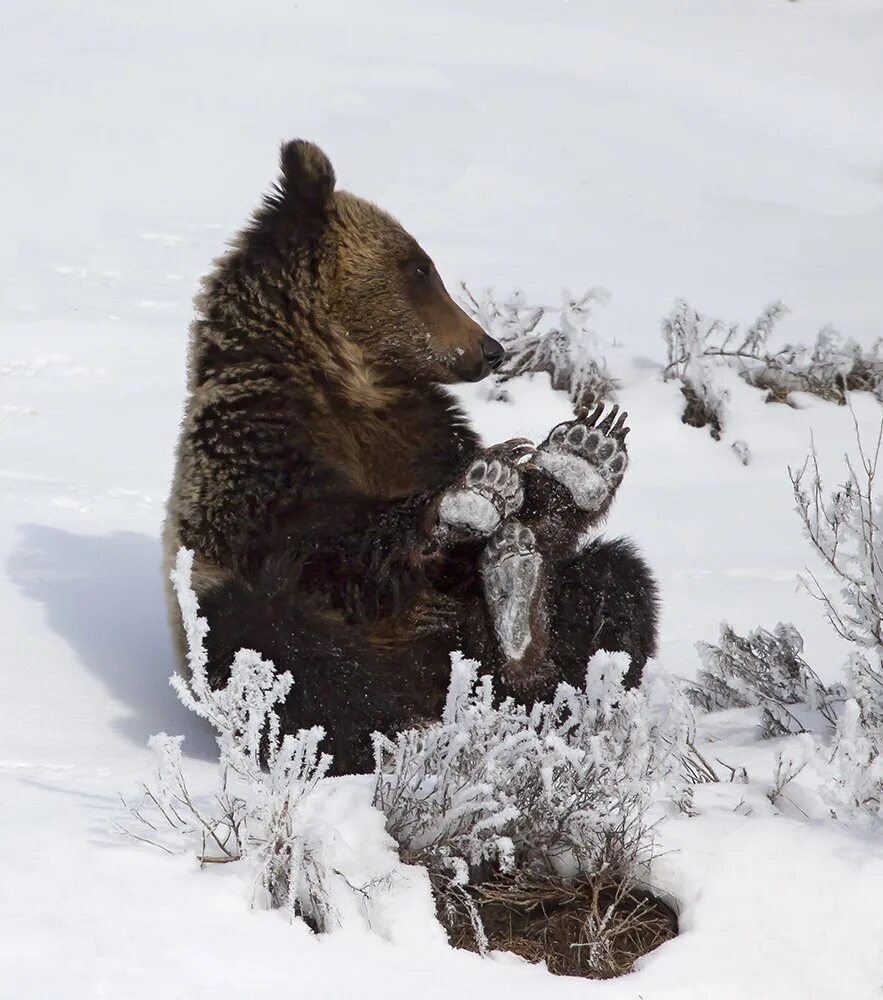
xmin=661 ymin=298 xmax=760 ymax=436
xmin=120 ymin=548 xmax=334 ymax=924
xmin=689 ymin=622 xmax=838 ymax=738
xmin=694 ymin=416 xmax=883 ymax=823
xmin=662 ymin=298 xmax=883 ymax=439
xmin=460 ymin=285 xmax=617 ymax=409
xmin=791 ymin=420 xmax=883 ymax=819
xmin=373 ymin=651 xmax=691 ymax=975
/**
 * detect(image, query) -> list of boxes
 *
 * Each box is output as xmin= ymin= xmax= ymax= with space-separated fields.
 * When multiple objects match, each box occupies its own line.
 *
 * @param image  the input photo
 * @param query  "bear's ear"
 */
xmin=278 ymin=139 xmax=336 ymax=210
xmin=247 ymin=140 xmax=336 ymax=252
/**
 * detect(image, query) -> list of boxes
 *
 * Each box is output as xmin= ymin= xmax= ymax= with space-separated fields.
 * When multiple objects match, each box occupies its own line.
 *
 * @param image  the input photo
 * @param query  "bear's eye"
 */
xmin=414 ymin=262 xmax=430 ymax=280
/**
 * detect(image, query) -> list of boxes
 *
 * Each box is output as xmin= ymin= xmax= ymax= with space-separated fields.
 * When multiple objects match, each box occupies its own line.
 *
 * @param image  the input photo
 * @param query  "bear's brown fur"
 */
xmin=164 ymin=140 xmax=657 ymax=773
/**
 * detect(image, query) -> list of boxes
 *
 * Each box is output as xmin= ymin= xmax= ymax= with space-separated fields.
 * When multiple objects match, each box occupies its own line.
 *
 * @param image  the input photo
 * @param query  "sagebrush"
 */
xmin=791 ymin=416 xmax=883 ymax=819
xmin=662 ymin=298 xmax=883 ymax=438
xmin=692 ymin=414 xmax=883 ymax=822
xmin=689 ymin=621 xmax=839 ymax=738
xmin=460 ymin=285 xmax=617 ymax=409
xmin=120 ymin=548 xmax=334 ymax=923
xmin=373 ymin=651 xmax=691 ymax=971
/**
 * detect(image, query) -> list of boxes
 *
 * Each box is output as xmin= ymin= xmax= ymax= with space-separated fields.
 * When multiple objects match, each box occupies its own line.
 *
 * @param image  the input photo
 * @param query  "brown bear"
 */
xmin=164 ymin=140 xmax=658 ymax=774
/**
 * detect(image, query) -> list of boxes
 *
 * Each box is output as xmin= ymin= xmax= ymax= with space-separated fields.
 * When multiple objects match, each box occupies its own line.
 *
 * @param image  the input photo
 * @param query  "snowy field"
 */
xmin=3 ymin=1 xmax=883 ymax=997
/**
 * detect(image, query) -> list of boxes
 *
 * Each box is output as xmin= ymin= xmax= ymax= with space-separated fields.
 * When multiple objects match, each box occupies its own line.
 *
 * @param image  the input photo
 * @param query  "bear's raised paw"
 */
xmin=532 ymin=402 xmax=629 ymax=513
xmin=437 ymin=456 xmax=525 ymax=537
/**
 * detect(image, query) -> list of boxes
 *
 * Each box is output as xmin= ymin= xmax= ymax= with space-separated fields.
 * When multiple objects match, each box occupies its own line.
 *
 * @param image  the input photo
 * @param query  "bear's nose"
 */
xmin=481 ymin=335 xmax=506 ymax=371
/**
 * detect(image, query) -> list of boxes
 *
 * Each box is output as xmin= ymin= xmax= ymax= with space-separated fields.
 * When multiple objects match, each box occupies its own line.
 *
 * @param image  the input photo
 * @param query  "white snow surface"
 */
xmin=3 ymin=1 xmax=883 ymax=997
xmin=439 ymin=490 xmax=501 ymax=535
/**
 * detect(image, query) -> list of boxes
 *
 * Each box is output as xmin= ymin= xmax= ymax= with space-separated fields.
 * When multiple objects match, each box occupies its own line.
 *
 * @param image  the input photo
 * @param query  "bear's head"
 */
xmin=248 ymin=140 xmax=504 ymax=386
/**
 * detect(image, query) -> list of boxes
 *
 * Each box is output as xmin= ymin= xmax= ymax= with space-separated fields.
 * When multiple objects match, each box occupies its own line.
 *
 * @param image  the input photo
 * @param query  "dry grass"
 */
xmin=429 ymin=868 xmax=678 ymax=979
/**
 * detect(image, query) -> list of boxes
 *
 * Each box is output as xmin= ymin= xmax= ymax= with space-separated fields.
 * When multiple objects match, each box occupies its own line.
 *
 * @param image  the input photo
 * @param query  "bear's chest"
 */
xmin=326 ymin=398 xmax=477 ymax=499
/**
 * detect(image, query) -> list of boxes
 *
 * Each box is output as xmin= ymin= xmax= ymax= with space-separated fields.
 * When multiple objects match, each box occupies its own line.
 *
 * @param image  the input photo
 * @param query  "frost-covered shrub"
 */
xmin=791 ymin=424 xmax=883 ymax=819
xmin=373 ymin=651 xmax=694 ymax=880
xmin=373 ymin=652 xmax=691 ymax=971
xmin=120 ymin=548 xmax=333 ymax=923
xmin=791 ymin=432 xmax=883 ymax=659
xmin=689 ymin=622 xmax=838 ymax=738
xmin=460 ymin=285 xmax=617 ymax=409
xmin=662 ymin=298 xmax=883 ymax=428
xmin=662 ymin=299 xmax=791 ymax=437
xmin=693 ymin=419 xmax=883 ymax=821
xmin=754 ymin=327 xmax=883 ymax=405
xmin=821 ymin=667 xmax=883 ymax=820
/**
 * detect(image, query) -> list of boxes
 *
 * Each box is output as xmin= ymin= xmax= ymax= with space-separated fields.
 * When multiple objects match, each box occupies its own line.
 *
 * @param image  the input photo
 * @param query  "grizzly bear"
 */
xmin=164 ymin=140 xmax=658 ymax=774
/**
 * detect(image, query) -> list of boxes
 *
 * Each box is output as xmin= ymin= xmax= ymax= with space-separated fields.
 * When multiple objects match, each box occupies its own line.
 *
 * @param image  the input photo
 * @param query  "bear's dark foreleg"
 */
xmin=544 ymin=536 xmax=659 ymax=693
xmin=485 ymin=535 xmax=658 ymax=703
xmin=477 ymin=530 xmax=658 ymax=702
xmin=198 ymin=568 xmax=447 ymax=776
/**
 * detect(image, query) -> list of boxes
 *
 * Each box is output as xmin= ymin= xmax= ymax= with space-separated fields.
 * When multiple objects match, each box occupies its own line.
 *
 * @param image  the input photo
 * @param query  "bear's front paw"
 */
xmin=438 ymin=456 xmax=525 ymax=537
xmin=532 ymin=402 xmax=629 ymax=513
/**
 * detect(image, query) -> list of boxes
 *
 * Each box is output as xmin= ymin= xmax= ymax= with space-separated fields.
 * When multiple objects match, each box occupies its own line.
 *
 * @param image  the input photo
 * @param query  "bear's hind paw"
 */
xmin=481 ymin=521 xmax=545 ymax=662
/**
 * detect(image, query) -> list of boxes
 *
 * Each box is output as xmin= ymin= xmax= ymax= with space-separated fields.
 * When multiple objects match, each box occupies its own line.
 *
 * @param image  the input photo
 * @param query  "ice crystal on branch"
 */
xmin=662 ymin=298 xmax=883 ymax=435
xmin=373 ymin=651 xmax=694 ymax=880
xmin=689 ymin=622 xmax=837 ymax=738
xmin=790 ymin=418 xmax=883 ymax=818
xmin=120 ymin=548 xmax=332 ymax=920
xmin=460 ymin=285 xmax=617 ymax=409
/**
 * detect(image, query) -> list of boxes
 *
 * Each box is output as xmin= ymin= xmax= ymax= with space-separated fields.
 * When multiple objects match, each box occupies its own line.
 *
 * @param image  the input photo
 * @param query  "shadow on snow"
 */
xmin=8 ymin=524 xmax=217 ymax=760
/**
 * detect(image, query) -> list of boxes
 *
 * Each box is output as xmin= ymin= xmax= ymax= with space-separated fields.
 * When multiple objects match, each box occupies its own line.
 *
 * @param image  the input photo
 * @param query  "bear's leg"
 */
xmin=546 ymin=536 xmax=659 ymax=692
xmin=479 ymin=519 xmax=556 ymax=698
xmin=198 ymin=570 xmax=443 ymax=776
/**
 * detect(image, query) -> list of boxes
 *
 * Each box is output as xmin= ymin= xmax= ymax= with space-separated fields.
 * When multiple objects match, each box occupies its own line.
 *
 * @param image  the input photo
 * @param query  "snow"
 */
xmin=532 ymin=445 xmax=615 ymax=513
xmin=3 ymin=0 xmax=883 ymax=997
xmin=439 ymin=486 xmax=502 ymax=535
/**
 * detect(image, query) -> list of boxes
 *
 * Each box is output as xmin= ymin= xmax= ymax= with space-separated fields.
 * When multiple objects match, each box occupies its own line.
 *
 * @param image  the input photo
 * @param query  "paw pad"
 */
xmin=481 ymin=520 xmax=544 ymax=661
xmin=497 ymin=520 xmax=535 ymax=551
xmin=566 ymin=424 xmax=588 ymax=448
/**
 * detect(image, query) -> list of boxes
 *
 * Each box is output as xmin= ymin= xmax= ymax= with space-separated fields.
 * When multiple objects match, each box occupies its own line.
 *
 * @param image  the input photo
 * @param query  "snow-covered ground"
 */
xmin=3 ymin=1 xmax=883 ymax=997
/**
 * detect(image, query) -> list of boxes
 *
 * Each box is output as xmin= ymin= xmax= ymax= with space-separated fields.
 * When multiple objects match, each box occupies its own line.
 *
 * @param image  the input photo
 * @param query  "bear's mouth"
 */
xmin=450 ymin=333 xmax=506 ymax=383
xmin=458 ymin=355 xmax=496 ymax=383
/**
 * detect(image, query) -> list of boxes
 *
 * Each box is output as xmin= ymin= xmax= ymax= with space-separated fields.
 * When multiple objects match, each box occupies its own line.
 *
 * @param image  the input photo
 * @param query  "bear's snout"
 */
xmin=481 ymin=335 xmax=505 ymax=372
xmin=460 ymin=331 xmax=505 ymax=382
